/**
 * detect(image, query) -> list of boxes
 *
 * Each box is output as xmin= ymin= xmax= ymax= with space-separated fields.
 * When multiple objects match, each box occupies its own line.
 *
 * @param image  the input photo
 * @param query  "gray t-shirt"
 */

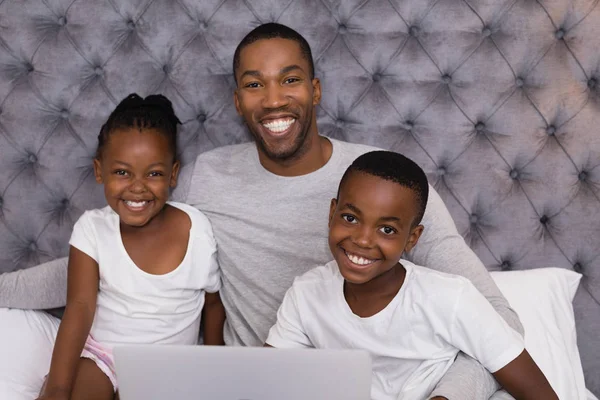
xmin=177 ymin=138 xmax=521 ymax=348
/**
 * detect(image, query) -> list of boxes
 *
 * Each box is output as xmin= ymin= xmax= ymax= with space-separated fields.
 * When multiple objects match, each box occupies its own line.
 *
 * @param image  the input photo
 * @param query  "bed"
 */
xmin=0 ymin=0 xmax=598 ymax=397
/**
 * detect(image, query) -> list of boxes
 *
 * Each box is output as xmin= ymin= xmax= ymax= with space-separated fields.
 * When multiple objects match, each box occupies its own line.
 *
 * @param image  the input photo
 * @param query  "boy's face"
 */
xmin=328 ymin=171 xmax=424 ymax=285
xmin=233 ymin=38 xmax=321 ymax=162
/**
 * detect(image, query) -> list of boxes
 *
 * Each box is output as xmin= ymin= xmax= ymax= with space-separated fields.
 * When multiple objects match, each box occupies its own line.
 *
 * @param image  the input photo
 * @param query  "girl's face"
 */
xmin=93 ymin=128 xmax=179 ymax=228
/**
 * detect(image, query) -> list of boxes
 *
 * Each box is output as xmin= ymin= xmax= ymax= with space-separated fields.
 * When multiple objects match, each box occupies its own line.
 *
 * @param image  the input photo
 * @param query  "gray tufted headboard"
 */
xmin=0 ymin=0 xmax=598 ymax=394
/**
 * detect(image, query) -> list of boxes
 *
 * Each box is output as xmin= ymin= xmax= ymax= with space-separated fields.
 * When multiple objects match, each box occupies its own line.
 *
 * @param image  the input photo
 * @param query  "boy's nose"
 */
xmin=352 ymin=227 xmax=375 ymax=248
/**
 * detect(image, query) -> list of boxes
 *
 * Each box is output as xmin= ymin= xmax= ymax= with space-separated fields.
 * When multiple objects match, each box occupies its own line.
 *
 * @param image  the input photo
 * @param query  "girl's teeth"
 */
xmin=125 ymin=200 xmax=147 ymax=207
xmin=263 ymin=118 xmax=295 ymax=133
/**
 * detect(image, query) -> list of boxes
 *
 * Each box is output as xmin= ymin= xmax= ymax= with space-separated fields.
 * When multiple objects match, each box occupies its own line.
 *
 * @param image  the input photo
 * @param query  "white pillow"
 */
xmin=0 ymin=308 xmax=59 ymax=400
xmin=491 ymin=268 xmax=587 ymax=400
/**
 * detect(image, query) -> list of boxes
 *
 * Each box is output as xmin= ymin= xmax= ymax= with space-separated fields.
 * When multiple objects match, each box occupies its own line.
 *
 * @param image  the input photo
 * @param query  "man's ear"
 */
xmin=233 ymin=90 xmax=242 ymax=116
xmin=93 ymin=158 xmax=103 ymax=184
xmin=328 ymin=198 xmax=337 ymax=228
xmin=170 ymin=160 xmax=181 ymax=188
xmin=404 ymin=224 xmax=424 ymax=254
xmin=312 ymin=77 xmax=321 ymax=106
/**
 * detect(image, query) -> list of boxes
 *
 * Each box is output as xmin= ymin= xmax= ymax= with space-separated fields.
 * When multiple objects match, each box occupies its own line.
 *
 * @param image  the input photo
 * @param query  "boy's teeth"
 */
xmin=125 ymin=200 xmax=147 ymax=207
xmin=262 ymin=118 xmax=295 ymax=133
xmin=346 ymin=252 xmax=374 ymax=266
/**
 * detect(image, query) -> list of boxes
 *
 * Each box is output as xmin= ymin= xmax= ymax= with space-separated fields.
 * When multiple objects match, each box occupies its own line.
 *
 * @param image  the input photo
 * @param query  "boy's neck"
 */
xmin=343 ymin=263 xmax=406 ymax=318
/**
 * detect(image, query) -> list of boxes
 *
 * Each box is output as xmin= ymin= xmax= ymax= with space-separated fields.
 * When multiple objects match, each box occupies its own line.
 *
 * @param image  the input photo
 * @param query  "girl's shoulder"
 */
xmin=166 ymin=201 xmax=214 ymax=239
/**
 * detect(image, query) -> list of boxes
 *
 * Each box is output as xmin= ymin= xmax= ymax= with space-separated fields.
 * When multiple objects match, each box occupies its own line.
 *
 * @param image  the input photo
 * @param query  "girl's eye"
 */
xmin=342 ymin=214 xmax=357 ymax=224
xmin=379 ymin=226 xmax=397 ymax=235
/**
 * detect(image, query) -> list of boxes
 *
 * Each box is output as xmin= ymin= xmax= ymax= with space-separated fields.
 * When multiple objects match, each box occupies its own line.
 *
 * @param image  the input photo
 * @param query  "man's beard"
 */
xmin=251 ymin=109 xmax=313 ymax=162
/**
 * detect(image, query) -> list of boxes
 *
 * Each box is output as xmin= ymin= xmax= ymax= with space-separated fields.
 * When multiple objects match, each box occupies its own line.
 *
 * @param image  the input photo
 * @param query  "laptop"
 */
xmin=114 ymin=345 xmax=372 ymax=400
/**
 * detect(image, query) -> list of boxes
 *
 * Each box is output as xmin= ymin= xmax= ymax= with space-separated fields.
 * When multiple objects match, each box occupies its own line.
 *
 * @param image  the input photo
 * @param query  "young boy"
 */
xmin=265 ymin=151 xmax=557 ymax=400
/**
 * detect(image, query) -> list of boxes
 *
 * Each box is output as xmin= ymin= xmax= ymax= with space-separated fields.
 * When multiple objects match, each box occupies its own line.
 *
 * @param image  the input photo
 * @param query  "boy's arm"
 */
xmin=445 ymin=281 xmax=556 ymax=400
xmin=0 ymin=257 xmax=68 ymax=309
xmin=493 ymin=350 xmax=557 ymax=399
xmin=264 ymin=285 xmax=312 ymax=348
xmin=39 ymin=247 xmax=99 ymax=397
xmin=409 ymin=186 xmax=523 ymax=400
xmin=202 ymin=291 xmax=225 ymax=345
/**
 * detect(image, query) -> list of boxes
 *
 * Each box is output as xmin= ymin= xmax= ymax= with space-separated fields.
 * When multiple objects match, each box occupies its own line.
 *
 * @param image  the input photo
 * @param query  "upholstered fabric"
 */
xmin=0 ymin=0 xmax=598 ymax=394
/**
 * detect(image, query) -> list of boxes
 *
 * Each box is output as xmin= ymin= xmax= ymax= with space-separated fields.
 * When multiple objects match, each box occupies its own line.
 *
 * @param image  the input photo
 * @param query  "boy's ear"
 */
xmin=93 ymin=158 xmax=103 ymax=184
xmin=404 ymin=224 xmax=424 ymax=254
xmin=170 ymin=160 xmax=181 ymax=188
xmin=328 ymin=198 xmax=337 ymax=227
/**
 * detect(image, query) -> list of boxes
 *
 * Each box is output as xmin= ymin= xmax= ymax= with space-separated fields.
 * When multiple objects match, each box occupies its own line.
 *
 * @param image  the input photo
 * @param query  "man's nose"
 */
xmin=262 ymin=83 xmax=289 ymax=109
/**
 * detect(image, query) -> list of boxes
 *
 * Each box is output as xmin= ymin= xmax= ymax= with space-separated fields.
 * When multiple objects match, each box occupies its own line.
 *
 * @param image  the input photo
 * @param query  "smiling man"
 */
xmin=1 ymin=23 xmax=523 ymax=400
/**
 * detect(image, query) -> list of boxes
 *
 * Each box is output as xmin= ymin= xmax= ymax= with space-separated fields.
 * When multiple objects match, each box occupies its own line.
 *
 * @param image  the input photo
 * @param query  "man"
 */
xmin=1 ymin=23 xmax=522 ymax=399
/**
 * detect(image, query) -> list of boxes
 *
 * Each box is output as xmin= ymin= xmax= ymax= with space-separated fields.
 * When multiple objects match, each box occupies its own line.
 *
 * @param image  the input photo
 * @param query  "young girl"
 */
xmin=37 ymin=94 xmax=225 ymax=400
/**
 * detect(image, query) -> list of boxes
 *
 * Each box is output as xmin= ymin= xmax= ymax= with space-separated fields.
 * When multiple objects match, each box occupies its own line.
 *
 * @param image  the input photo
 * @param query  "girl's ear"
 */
xmin=93 ymin=158 xmax=103 ymax=184
xmin=404 ymin=224 xmax=424 ymax=253
xmin=170 ymin=160 xmax=181 ymax=188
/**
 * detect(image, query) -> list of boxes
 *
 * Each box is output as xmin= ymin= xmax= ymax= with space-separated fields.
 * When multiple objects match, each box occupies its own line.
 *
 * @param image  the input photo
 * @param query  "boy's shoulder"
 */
xmin=292 ymin=261 xmax=340 ymax=290
xmin=403 ymin=260 xmax=474 ymax=297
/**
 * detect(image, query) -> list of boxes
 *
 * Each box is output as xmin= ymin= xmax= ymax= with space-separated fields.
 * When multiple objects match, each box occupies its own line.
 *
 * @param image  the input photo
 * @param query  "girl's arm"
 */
xmin=39 ymin=246 xmax=100 ymax=398
xmin=202 ymin=291 xmax=225 ymax=345
xmin=493 ymin=350 xmax=558 ymax=399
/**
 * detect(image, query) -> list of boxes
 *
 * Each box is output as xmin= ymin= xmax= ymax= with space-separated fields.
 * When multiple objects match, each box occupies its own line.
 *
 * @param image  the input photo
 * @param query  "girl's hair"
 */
xmin=96 ymin=93 xmax=181 ymax=161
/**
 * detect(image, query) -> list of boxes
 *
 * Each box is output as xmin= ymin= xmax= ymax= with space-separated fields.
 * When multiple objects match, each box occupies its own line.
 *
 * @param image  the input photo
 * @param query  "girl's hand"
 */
xmin=36 ymin=386 xmax=70 ymax=400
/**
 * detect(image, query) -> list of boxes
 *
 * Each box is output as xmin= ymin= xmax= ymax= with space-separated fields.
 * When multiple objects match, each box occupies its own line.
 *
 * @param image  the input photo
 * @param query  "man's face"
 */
xmin=234 ymin=38 xmax=321 ymax=162
xmin=328 ymin=172 xmax=424 ymax=285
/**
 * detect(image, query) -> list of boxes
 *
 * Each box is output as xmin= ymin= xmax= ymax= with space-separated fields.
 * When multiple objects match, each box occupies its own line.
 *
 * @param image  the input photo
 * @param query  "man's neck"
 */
xmin=258 ymin=135 xmax=333 ymax=177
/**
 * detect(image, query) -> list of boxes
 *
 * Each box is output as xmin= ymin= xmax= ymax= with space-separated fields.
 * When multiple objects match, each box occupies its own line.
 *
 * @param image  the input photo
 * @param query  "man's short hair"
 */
xmin=338 ymin=151 xmax=430 ymax=226
xmin=232 ymin=23 xmax=315 ymax=83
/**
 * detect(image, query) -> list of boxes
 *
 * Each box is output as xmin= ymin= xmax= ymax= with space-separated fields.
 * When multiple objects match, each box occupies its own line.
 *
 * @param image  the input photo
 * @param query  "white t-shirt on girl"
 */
xmin=69 ymin=201 xmax=220 ymax=349
xmin=266 ymin=260 xmax=524 ymax=400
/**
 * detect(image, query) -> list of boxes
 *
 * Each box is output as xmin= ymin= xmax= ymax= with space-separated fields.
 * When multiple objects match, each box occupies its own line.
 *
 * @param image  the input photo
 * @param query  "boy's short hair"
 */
xmin=338 ymin=151 xmax=429 ymax=226
xmin=232 ymin=23 xmax=315 ymax=83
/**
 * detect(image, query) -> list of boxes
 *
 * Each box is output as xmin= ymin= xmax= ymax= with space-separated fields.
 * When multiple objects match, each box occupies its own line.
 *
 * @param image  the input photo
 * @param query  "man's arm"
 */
xmin=0 ymin=257 xmax=68 ymax=309
xmin=408 ymin=185 xmax=524 ymax=400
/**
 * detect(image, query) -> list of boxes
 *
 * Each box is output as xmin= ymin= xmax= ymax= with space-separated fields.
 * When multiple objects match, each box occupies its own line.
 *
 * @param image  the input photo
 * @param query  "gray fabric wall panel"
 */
xmin=0 ymin=0 xmax=598 ymax=394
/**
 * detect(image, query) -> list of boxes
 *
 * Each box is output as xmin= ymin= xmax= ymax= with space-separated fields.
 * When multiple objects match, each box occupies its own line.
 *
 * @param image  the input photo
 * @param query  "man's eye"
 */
xmin=244 ymin=82 xmax=260 ymax=88
xmin=379 ymin=226 xmax=396 ymax=235
xmin=284 ymin=77 xmax=300 ymax=84
xmin=342 ymin=214 xmax=357 ymax=224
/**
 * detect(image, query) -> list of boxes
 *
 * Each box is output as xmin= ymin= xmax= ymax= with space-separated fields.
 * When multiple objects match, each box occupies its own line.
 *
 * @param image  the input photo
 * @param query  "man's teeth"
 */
xmin=346 ymin=252 xmax=375 ymax=266
xmin=125 ymin=200 xmax=147 ymax=207
xmin=262 ymin=118 xmax=295 ymax=133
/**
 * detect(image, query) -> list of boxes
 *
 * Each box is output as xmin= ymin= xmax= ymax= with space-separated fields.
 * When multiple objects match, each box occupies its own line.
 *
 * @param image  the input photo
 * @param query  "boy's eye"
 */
xmin=244 ymin=82 xmax=261 ymax=88
xmin=341 ymin=214 xmax=357 ymax=224
xmin=379 ymin=226 xmax=397 ymax=235
xmin=148 ymin=171 xmax=164 ymax=177
xmin=284 ymin=77 xmax=300 ymax=84
xmin=114 ymin=170 xmax=128 ymax=176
